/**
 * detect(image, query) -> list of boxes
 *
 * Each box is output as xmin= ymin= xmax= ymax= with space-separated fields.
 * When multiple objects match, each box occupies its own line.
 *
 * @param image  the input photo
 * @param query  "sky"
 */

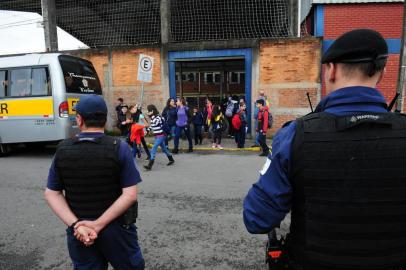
xmin=0 ymin=10 xmax=88 ymax=55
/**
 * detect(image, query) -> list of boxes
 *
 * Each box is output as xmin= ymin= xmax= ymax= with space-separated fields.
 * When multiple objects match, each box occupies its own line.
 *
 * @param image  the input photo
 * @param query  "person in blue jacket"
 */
xmin=243 ymin=29 xmax=406 ymax=270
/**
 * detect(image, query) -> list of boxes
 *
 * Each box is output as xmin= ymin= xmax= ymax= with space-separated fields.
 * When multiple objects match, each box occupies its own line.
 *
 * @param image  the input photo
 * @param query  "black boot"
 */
xmin=167 ymin=155 xmax=174 ymax=166
xmin=144 ymin=159 xmax=154 ymax=170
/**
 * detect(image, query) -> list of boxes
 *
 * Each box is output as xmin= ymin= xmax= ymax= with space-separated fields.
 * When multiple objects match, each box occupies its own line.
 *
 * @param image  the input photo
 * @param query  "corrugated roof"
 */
xmin=313 ymin=0 xmax=403 ymax=3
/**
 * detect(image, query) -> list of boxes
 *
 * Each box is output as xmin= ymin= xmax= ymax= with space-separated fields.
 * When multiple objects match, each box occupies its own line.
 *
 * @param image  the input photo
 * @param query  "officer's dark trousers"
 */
xmin=66 ymin=220 xmax=144 ymax=270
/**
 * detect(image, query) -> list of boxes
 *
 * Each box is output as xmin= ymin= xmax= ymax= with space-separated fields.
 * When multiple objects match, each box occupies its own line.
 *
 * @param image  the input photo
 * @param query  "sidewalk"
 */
xmin=142 ymin=136 xmax=269 ymax=153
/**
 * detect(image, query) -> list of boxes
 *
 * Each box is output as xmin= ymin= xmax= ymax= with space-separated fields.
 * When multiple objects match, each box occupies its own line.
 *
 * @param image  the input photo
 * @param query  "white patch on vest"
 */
xmin=260 ymin=158 xmax=272 ymax=175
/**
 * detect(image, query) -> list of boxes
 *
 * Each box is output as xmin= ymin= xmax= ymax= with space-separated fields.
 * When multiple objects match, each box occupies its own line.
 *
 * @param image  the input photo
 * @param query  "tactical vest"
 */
xmin=55 ymin=135 xmax=121 ymax=219
xmin=289 ymin=112 xmax=406 ymax=270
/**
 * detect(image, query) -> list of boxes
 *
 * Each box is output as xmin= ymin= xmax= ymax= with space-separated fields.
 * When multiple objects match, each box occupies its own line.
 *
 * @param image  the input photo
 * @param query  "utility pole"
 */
xmin=160 ymin=0 xmax=170 ymax=44
xmin=289 ymin=0 xmax=299 ymax=37
xmin=396 ymin=1 xmax=406 ymax=112
xmin=41 ymin=0 xmax=58 ymax=52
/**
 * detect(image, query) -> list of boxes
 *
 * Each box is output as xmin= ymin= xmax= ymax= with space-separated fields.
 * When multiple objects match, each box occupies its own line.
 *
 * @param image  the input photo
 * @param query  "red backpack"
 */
xmin=232 ymin=113 xmax=242 ymax=130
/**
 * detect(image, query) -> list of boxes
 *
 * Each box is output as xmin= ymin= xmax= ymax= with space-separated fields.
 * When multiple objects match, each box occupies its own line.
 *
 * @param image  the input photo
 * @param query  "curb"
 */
xmin=146 ymin=143 xmax=262 ymax=152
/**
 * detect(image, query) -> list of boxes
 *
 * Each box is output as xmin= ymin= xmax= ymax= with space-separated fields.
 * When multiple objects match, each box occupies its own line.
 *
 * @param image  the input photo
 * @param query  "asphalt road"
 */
xmin=0 ymin=145 xmax=289 ymax=270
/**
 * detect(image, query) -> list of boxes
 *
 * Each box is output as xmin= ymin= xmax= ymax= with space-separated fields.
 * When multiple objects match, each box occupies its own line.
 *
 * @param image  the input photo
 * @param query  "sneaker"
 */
xmin=212 ymin=144 xmax=216 ymax=149
xmin=259 ymin=152 xmax=269 ymax=157
xmin=217 ymin=145 xmax=224 ymax=150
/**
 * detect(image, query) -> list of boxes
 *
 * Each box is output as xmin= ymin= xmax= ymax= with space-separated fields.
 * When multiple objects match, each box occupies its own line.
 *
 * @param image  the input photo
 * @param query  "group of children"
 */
xmin=114 ymin=95 xmax=266 ymax=171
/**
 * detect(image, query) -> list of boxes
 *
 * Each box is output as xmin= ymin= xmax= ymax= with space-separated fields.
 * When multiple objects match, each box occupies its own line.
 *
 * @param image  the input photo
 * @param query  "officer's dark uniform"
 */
xmin=47 ymin=95 xmax=144 ymax=269
xmin=243 ymin=29 xmax=406 ymax=270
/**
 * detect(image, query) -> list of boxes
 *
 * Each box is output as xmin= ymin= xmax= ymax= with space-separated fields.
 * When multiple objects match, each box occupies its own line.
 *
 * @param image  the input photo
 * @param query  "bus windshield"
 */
xmin=58 ymin=55 xmax=102 ymax=95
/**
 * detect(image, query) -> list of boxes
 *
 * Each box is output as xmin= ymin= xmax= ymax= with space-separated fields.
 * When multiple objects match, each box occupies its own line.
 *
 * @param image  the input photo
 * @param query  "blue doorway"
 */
xmin=168 ymin=48 xmax=253 ymax=132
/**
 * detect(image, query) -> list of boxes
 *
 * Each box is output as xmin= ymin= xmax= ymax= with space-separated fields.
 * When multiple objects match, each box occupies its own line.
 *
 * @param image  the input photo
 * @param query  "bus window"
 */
xmin=10 ymin=68 xmax=31 ymax=97
xmin=32 ymin=68 xmax=50 ymax=96
xmin=58 ymin=55 xmax=102 ymax=95
xmin=0 ymin=70 xmax=6 ymax=98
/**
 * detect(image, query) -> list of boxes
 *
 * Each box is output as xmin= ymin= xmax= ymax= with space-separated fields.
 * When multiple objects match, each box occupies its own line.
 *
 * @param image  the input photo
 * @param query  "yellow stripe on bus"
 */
xmin=0 ymin=97 xmax=53 ymax=117
xmin=68 ymin=98 xmax=79 ymax=115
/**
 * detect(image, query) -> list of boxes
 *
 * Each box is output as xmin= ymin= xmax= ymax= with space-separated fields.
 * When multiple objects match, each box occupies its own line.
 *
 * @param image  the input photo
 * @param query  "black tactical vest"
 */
xmin=289 ymin=112 xmax=406 ymax=270
xmin=55 ymin=135 xmax=121 ymax=219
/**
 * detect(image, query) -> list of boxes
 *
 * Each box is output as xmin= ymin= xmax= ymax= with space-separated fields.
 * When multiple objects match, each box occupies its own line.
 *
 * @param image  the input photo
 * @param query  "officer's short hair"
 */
xmin=81 ymin=112 xmax=107 ymax=128
xmin=341 ymin=58 xmax=387 ymax=78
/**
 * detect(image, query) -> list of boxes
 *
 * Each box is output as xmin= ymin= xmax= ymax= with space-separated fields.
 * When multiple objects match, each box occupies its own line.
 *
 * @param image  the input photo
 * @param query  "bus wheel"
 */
xmin=0 ymin=143 xmax=10 ymax=156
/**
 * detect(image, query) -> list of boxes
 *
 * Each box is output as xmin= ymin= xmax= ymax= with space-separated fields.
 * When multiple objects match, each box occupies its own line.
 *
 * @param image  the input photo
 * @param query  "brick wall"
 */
xmin=324 ymin=3 xmax=403 ymax=39
xmin=258 ymin=38 xmax=322 ymax=136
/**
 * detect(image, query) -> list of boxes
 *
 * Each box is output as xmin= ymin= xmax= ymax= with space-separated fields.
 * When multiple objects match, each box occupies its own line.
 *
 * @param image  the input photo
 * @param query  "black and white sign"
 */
xmin=137 ymin=54 xmax=154 ymax=83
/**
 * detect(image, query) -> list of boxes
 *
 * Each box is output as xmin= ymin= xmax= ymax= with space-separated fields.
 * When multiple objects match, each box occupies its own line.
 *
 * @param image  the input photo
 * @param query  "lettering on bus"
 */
xmin=0 ymin=103 xmax=8 ymax=114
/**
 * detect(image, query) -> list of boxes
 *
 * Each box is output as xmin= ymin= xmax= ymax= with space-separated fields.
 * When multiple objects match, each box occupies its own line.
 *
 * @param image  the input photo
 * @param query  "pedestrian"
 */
xmin=144 ymin=104 xmax=175 ymax=170
xmin=211 ymin=104 xmax=224 ymax=150
xmin=234 ymin=102 xmax=247 ymax=148
xmin=173 ymin=98 xmax=193 ymax=154
xmin=115 ymin=97 xmax=124 ymax=116
xmin=255 ymin=99 xmax=270 ymax=156
xmin=252 ymin=91 xmax=268 ymax=147
xmin=162 ymin=98 xmax=177 ymax=145
xmin=243 ymin=29 xmax=406 ymax=270
xmin=44 ymin=94 xmax=144 ymax=269
xmin=129 ymin=105 xmax=151 ymax=160
xmin=225 ymin=96 xmax=238 ymax=138
xmin=192 ymin=106 xmax=204 ymax=145
xmin=117 ymin=104 xmax=130 ymax=136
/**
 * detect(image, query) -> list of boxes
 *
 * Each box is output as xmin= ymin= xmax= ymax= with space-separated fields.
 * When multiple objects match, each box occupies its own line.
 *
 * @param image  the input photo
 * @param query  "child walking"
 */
xmin=129 ymin=105 xmax=151 ymax=160
xmin=144 ymin=104 xmax=175 ymax=170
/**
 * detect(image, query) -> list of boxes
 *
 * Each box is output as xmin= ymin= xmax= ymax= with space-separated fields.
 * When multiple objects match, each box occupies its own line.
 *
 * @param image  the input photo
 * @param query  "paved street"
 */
xmin=0 ymin=144 xmax=287 ymax=270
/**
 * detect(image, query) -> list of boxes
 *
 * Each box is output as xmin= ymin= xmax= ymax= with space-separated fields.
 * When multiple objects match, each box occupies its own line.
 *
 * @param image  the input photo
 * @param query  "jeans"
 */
xmin=213 ymin=128 xmax=222 ymax=145
xmin=165 ymin=125 xmax=176 ymax=146
xmin=256 ymin=132 xmax=269 ymax=154
xmin=174 ymin=125 xmax=193 ymax=150
xmin=150 ymin=135 xmax=172 ymax=160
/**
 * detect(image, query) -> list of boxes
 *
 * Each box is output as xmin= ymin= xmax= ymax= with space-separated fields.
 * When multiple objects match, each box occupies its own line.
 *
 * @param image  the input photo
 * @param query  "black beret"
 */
xmin=321 ymin=29 xmax=388 ymax=64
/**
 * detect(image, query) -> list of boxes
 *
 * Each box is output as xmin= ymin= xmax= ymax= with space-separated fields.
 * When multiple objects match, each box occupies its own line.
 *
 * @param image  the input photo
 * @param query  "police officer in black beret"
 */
xmin=244 ymin=29 xmax=406 ymax=269
xmin=45 ymin=94 xmax=144 ymax=269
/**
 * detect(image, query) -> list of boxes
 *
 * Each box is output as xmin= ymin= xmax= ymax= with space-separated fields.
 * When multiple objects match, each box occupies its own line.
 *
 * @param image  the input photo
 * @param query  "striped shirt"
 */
xmin=150 ymin=115 xmax=164 ymax=135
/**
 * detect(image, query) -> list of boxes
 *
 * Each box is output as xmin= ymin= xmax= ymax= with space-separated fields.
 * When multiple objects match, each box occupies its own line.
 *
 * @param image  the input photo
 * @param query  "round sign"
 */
xmin=140 ymin=57 xmax=152 ymax=72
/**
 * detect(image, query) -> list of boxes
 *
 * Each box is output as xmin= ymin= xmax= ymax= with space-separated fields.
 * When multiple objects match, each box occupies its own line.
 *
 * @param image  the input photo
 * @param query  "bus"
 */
xmin=0 ymin=53 xmax=102 ymax=155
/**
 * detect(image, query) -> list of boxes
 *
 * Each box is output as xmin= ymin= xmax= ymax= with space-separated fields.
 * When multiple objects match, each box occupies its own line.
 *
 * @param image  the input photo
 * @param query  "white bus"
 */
xmin=0 ymin=53 xmax=102 ymax=155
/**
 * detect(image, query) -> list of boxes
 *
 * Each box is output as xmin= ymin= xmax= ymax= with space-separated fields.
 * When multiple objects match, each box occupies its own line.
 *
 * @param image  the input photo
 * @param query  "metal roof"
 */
xmin=313 ymin=0 xmax=403 ymax=3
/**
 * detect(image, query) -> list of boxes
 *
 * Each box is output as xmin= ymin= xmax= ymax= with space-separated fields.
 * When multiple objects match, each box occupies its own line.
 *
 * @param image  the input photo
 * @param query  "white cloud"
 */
xmin=0 ymin=10 xmax=88 ymax=55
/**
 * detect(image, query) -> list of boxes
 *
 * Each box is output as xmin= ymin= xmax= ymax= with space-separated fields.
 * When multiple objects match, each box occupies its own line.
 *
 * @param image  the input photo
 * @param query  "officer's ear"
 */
xmin=76 ymin=114 xmax=84 ymax=128
xmin=376 ymin=67 xmax=386 ymax=85
xmin=325 ymin=63 xmax=336 ymax=83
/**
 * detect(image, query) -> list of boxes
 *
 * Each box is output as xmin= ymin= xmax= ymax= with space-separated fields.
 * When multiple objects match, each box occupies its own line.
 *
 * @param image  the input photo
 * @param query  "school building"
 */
xmin=2 ymin=0 xmax=404 ymax=136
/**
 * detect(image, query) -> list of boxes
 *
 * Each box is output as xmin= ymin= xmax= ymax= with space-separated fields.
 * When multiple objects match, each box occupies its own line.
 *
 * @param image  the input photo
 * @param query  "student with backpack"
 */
xmin=233 ymin=102 xmax=247 ymax=148
xmin=129 ymin=105 xmax=151 ymax=160
xmin=144 ymin=104 xmax=175 ymax=170
xmin=256 ymin=99 xmax=270 ymax=156
xmin=173 ymin=98 xmax=193 ymax=154
xmin=225 ymin=96 xmax=238 ymax=138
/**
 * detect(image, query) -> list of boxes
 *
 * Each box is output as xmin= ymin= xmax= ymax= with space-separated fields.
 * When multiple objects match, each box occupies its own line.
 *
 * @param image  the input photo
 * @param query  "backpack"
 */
xmin=232 ymin=113 xmax=242 ymax=130
xmin=267 ymin=110 xmax=273 ymax=129
xmin=225 ymin=101 xmax=236 ymax=117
